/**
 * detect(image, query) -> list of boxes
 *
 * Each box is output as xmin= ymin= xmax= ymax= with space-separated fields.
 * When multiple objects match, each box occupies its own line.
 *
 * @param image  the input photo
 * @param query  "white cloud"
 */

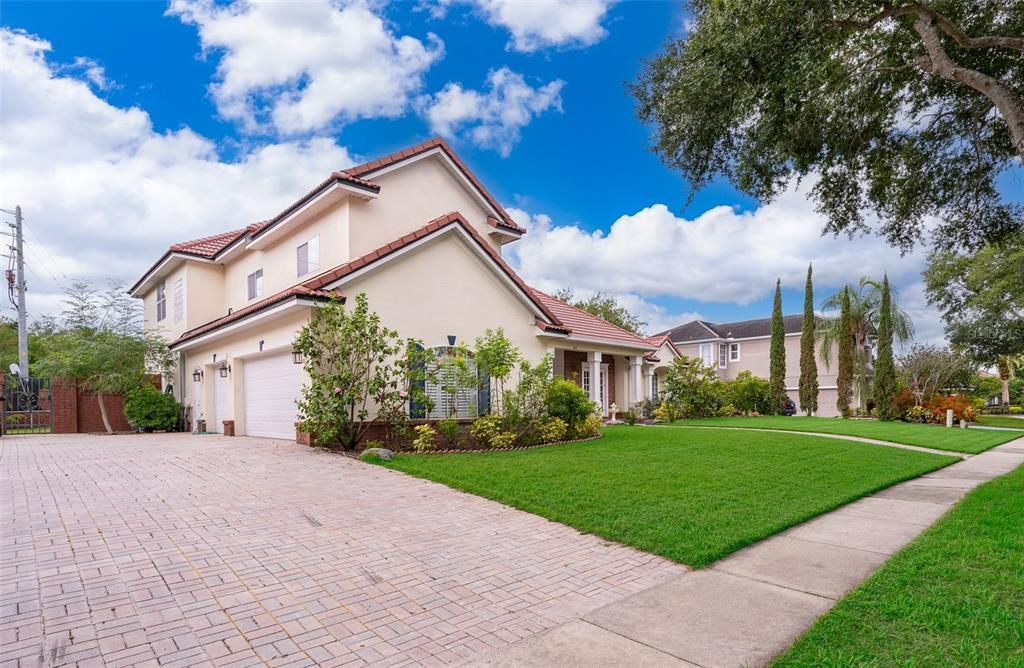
xmin=420 ymin=67 xmax=563 ymax=156
xmin=472 ymin=0 xmax=616 ymax=52
xmin=0 ymin=28 xmax=355 ymax=321
xmin=505 ymin=185 xmax=939 ymax=339
xmin=168 ymin=0 xmax=443 ymax=135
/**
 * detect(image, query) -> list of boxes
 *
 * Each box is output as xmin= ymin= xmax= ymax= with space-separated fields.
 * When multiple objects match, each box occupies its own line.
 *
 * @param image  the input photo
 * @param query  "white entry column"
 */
xmin=647 ymin=368 xmax=656 ymax=400
xmin=630 ymin=355 xmax=644 ymax=407
xmin=587 ymin=351 xmax=602 ymax=407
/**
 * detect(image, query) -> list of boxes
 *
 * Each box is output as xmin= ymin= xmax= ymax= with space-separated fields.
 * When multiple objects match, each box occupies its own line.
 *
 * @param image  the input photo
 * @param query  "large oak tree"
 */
xmin=634 ymin=0 xmax=1024 ymax=252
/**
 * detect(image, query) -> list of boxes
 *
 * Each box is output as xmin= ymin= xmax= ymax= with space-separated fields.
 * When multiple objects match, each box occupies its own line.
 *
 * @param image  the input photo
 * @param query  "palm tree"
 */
xmin=996 ymin=354 xmax=1024 ymax=407
xmin=818 ymin=277 xmax=914 ymax=409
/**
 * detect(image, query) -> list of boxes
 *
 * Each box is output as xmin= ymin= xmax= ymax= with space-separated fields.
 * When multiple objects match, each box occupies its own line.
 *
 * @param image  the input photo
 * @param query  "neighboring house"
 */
xmin=131 ymin=138 xmax=659 ymax=439
xmin=657 ymin=315 xmax=843 ymax=417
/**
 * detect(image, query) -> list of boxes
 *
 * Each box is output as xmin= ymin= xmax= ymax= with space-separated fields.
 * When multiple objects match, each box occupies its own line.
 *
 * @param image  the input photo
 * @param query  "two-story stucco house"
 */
xmin=131 ymin=138 xmax=672 ymax=439
xmin=657 ymin=315 xmax=844 ymax=417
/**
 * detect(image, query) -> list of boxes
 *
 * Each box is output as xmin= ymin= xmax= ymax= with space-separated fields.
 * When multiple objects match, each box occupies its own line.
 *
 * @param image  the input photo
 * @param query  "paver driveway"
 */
xmin=1 ymin=434 xmax=684 ymax=668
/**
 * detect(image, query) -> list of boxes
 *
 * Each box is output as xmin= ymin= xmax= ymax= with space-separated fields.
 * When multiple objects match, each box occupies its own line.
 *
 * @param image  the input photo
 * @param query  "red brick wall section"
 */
xmin=51 ymin=379 xmax=136 ymax=434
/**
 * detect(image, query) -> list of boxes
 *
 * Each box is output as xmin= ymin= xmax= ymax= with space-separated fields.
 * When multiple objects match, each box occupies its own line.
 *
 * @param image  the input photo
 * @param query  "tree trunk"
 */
xmin=1002 ymin=378 xmax=1011 ymax=407
xmin=912 ymin=17 xmax=1024 ymax=160
xmin=96 ymin=391 xmax=114 ymax=434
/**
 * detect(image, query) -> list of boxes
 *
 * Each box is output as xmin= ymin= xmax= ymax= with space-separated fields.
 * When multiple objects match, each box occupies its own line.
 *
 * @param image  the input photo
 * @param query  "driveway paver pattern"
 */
xmin=1 ymin=434 xmax=685 ymax=668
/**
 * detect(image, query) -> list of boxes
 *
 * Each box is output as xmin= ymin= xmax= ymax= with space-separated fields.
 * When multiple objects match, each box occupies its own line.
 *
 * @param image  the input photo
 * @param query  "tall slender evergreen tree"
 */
xmin=874 ymin=275 xmax=898 ymax=420
xmin=769 ymin=279 xmax=787 ymax=414
xmin=836 ymin=287 xmax=854 ymax=417
xmin=798 ymin=264 xmax=818 ymax=416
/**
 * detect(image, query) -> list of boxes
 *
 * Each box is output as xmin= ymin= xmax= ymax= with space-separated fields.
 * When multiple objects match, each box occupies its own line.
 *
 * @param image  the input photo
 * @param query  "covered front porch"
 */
xmin=551 ymin=346 xmax=668 ymax=418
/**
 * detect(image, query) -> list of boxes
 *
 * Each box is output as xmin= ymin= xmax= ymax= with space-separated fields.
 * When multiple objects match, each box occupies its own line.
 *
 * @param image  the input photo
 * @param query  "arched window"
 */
xmin=410 ymin=346 xmax=490 ymax=419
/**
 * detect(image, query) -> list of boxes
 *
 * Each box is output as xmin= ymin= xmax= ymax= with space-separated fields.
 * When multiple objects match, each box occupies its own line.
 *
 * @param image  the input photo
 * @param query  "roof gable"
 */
xmin=530 ymin=289 xmax=654 ymax=349
xmin=661 ymin=314 xmax=807 ymax=342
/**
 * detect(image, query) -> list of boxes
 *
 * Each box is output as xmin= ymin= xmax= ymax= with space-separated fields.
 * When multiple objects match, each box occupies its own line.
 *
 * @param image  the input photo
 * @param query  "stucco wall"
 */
xmin=223 ymin=200 xmax=350 ymax=313
xmin=349 ymin=155 xmax=501 ymax=257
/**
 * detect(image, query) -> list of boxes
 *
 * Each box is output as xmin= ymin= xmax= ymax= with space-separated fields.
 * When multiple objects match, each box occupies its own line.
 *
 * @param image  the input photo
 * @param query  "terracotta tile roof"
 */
xmin=529 ymin=289 xmax=655 ymax=350
xmin=174 ymin=285 xmax=338 ymax=347
xmin=346 ymin=137 xmax=525 ymax=233
xmin=170 ymin=228 xmax=248 ymax=258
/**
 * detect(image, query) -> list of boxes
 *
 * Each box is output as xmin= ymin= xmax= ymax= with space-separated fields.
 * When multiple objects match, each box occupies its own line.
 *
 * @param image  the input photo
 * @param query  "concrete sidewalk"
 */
xmin=469 ymin=437 xmax=1024 ymax=667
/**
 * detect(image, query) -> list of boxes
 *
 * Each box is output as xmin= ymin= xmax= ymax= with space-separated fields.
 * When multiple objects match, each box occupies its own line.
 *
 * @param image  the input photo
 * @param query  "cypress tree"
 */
xmin=798 ymin=264 xmax=818 ymax=416
xmin=769 ymin=279 xmax=787 ymax=414
xmin=874 ymin=275 xmax=898 ymax=420
xmin=836 ymin=286 xmax=854 ymax=417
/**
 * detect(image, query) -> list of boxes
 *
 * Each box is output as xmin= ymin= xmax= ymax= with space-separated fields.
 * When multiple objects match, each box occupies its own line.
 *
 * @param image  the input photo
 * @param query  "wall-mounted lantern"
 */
xmin=447 ymin=334 xmax=457 ymax=346
xmin=292 ymin=348 xmax=304 ymax=365
xmin=192 ymin=368 xmax=203 ymax=382
xmin=219 ymin=363 xmax=231 ymax=378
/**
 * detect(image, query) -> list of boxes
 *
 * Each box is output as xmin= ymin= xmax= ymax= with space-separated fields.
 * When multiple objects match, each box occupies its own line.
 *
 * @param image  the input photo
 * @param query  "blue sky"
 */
xmin=0 ymin=0 xmax=961 ymax=339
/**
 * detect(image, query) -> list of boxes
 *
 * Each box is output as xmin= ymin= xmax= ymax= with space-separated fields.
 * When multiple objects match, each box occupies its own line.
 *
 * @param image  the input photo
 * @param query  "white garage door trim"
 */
xmin=243 ymin=352 xmax=302 ymax=440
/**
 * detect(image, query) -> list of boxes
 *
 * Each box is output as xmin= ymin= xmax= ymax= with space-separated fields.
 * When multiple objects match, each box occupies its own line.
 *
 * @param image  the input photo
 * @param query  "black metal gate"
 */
xmin=2 ymin=376 xmax=52 ymax=434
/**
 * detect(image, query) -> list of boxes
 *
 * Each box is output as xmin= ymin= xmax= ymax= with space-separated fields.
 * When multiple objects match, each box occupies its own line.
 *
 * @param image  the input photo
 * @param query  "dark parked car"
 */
xmin=782 ymin=398 xmax=797 ymax=416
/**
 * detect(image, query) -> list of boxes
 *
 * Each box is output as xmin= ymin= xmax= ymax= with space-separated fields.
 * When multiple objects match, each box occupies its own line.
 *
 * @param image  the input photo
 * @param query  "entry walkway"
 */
xmin=470 ymin=437 xmax=1024 ymax=667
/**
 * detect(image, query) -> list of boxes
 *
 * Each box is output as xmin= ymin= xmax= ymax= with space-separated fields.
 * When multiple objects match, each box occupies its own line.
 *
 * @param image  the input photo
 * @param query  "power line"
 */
xmin=23 ymin=220 xmax=70 ymax=282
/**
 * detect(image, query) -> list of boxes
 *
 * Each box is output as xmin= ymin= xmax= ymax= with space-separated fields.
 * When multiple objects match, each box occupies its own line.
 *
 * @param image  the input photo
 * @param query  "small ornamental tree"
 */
xmin=768 ymin=279 xmax=787 ymax=414
xmin=295 ymin=293 xmax=409 ymax=450
xmin=836 ymin=287 xmax=854 ymax=417
xmin=798 ymin=264 xmax=819 ymax=416
xmin=474 ymin=328 xmax=519 ymax=416
xmin=874 ymin=276 xmax=899 ymax=420
xmin=724 ymin=370 xmax=771 ymax=415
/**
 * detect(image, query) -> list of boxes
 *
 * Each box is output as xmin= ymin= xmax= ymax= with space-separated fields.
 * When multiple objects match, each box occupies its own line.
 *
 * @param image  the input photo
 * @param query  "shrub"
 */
xmin=490 ymin=431 xmax=517 ymax=449
xmin=365 ymin=439 xmax=385 ymax=450
xmin=904 ymin=405 xmax=932 ymax=423
xmin=573 ymin=414 xmax=603 ymax=439
xmin=636 ymin=398 xmax=659 ymax=420
xmin=717 ymin=403 xmax=738 ymax=417
xmin=544 ymin=377 xmax=595 ymax=429
xmin=622 ymin=410 xmax=637 ymax=425
xmin=662 ymin=356 xmax=723 ymax=419
xmin=124 ymin=385 xmax=180 ymax=432
xmin=538 ymin=417 xmax=567 ymax=443
xmin=927 ymin=395 xmax=976 ymax=423
xmin=894 ymin=387 xmax=917 ymax=416
xmin=1010 ymin=405 xmax=1023 ymax=414
xmin=470 ymin=414 xmax=503 ymax=448
xmin=722 ymin=371 xmax=770 ymax=415
xmin=653 ymin=401 xmax=679 ymax=422
xmin=436 ymin=417 xmax=460 ymax=446
xmin=412 ymin=424 xmax=437 ymax=452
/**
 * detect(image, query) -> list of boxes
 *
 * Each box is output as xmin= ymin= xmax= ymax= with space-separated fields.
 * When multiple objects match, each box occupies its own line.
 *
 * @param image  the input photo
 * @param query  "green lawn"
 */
xmin=669 ymin=416 xmax=1020 ymax=454
xmin=774 ymin=462 xmax=1024 ymax=667
xmin=976 ymin=414 xmax=1024 ymax=430
xmin=375 ymin=426 xmax=955 ymax=567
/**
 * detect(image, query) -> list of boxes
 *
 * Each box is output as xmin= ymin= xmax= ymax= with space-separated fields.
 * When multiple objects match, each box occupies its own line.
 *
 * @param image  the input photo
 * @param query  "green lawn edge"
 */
xmin=773 ymin=462 xmax=1024 ymax=667
xmin=665 ymin=416 xmax=1021 ymax=454
xmin=371 ymin=427 xmax=956 ymax=568
xmin=976 ymin=415 xmax=1024 ymax=430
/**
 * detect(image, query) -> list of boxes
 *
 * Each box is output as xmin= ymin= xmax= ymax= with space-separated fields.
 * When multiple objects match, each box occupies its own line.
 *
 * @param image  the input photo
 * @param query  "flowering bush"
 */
xmin=490 ymin=431 xmax=517 ymax=449
xmin=653 ymin=401 xmax=680 ymax=422
xmin=412 ymin=424 xmax=437 ymax=452
xmin=573 ymin=414 xmax=603 ymax=439
xmin=470 ymin=414 xmax=503 ymax=447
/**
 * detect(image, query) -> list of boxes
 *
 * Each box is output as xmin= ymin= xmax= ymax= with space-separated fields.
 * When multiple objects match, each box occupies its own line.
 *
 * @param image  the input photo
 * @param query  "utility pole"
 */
xmin=12 ymin=207 xmax=28 ymax=378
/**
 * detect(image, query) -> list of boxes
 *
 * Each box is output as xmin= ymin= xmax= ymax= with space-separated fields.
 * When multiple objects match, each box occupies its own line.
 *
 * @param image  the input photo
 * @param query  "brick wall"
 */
xmin=51 ymin=379 xmax=134 ymax=433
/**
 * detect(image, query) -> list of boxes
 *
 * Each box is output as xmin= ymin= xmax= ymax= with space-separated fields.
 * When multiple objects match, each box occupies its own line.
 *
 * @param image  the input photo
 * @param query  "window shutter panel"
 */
xmin=477 ymin=366 xmax=491 ymax=416
xmin=410 ymin=344 xmax=426 ymax=419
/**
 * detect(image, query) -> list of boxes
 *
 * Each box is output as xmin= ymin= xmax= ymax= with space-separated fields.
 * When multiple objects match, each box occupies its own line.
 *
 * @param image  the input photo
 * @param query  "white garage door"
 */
xmin=243 ymin=352 xmax=303 ymax=439
xmin=212 ymin=372 xmax=229 ymax=433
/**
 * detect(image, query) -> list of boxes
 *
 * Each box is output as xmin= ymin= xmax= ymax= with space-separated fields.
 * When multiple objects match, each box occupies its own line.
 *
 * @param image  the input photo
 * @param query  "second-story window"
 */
xmin=297 ymin=237 xmax=320 ymax=277
xmin=156 ymin=281 xmax=166 ymax=322
xmin=247 ymin=269 xmax=264 ymax=300
xmin=729 ymin=342 xmax=741 ymax=361
xmin=173 ymin=277 xmax=184 ymax=323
